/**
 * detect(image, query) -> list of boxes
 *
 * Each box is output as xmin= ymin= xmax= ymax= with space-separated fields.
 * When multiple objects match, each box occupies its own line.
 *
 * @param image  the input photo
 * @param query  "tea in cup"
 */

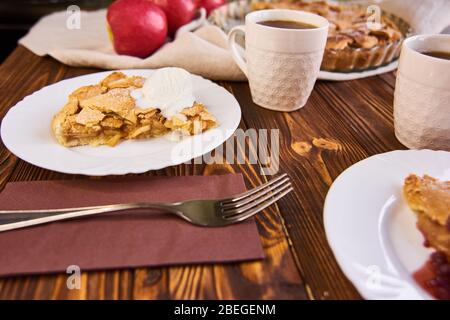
xmin=228 ymin=9 xmax=329 ymax=112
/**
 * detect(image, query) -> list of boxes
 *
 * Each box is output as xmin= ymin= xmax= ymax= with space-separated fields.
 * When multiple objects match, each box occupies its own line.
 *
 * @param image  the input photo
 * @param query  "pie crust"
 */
xmin=403 ymin=174 xmax=450 ymax=259
xmin=52 ymin=72 xmax=217 ymax=147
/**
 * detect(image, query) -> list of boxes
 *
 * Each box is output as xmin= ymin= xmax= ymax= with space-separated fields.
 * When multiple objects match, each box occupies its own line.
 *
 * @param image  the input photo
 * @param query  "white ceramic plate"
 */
xmin=324 ymin=150 xmax=450 ymax=300
xmin=318 ymin=61 xmax=398 ymax=81
xmin=1 ymin=69 xmax=241 ymax=175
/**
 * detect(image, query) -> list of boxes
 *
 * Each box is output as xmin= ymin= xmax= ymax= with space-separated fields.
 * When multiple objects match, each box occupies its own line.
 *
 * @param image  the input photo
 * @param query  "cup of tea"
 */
xmin=227 ymin=9 xmax=329 ymax=112
xmin=394 ymin=34 xmax=450 ymax=151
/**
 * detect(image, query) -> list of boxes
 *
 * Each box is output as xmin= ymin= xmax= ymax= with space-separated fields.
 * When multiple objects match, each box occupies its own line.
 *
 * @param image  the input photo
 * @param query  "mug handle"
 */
xmin=228 ymin=25 xmax=248 ymax=77
xmin=175 ymin=8 xmax=207 ymax=39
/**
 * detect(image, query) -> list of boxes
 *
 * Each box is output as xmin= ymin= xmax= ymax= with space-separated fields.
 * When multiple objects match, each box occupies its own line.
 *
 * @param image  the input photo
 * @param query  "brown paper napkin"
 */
xmin=0 ymin=174 xmax=264 ymax=277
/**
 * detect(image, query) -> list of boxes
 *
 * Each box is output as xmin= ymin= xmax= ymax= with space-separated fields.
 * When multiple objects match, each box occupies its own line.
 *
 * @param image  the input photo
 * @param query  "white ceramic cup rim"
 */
xmin=403 ymin=34 xmax=450 ymax=64
xmin=245 ymin=9 xmax=329 ymax=32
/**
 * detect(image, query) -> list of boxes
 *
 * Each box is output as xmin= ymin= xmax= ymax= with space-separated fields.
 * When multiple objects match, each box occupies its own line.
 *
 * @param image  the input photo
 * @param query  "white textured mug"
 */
xmin=394 ymin=34 xmax=450 ymax=151
xmin=228 ymin=9 xmax=328 ymax=111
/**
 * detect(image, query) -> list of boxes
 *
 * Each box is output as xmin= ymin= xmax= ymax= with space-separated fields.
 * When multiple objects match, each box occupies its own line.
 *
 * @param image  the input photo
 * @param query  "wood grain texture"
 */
xmin=0 ymin=45 xmax=406 ymax=300
xmin=0 ymin=46 xmax=306 ymax=300
xmin=228 ymin=73 xmax=407 ymax=299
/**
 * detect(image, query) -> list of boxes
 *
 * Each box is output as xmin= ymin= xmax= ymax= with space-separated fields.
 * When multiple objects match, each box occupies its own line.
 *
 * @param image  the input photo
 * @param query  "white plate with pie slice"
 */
xmin=1 ymin=69 xmax=241 ymax=175
xmin=324 ymin=150 xmax=450 ymax=300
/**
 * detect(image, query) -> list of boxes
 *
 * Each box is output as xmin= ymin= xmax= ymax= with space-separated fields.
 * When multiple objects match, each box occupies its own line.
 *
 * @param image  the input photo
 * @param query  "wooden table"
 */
xmin=0 ymin=46 xmax=406 ymax=300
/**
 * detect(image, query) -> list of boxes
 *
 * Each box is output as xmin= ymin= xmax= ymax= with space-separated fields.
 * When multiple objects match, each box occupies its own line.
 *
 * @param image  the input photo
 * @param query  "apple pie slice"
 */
xmin=403 ymin=174 xmax=450 ymax=259
xmin=404 ymin=174 xmax=450 ymax=299
xmin=52 ymin=71 xmax=217 ymax=147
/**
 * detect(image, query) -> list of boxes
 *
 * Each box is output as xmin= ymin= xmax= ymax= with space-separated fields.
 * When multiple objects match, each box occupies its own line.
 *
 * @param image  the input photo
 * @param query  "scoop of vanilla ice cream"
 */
xmin=134 ymin=67 xmax=196 ymax=119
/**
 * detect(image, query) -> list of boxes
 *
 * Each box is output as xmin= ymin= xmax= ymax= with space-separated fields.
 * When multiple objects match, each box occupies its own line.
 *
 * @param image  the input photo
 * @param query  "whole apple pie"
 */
xmin=251 ymin=0 xmax=408 ymax=72
xmin=52 ymin=70 xmax=217 ymax=147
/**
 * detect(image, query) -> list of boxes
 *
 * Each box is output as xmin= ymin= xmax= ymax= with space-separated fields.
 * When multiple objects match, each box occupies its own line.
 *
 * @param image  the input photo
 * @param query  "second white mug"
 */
xmin=394 ymin=34 xmax=450 ymax=151
xmin=228 ymin=9 xmax=329 ymax=112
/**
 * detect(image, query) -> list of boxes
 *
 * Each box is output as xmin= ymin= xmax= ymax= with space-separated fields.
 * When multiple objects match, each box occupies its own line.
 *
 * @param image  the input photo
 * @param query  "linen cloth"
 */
xmin=18 ymin=0 xmax=450 ymax=81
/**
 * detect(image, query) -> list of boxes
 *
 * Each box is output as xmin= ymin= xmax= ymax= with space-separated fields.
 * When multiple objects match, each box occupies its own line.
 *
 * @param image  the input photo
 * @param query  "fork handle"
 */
xmin=0 ymin=202 xmax=179 ymax=233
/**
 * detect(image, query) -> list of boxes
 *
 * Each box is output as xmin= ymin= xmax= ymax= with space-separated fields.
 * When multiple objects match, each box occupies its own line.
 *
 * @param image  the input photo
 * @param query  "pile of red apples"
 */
xmin=107 ymin=0 xmax=225 ymax=58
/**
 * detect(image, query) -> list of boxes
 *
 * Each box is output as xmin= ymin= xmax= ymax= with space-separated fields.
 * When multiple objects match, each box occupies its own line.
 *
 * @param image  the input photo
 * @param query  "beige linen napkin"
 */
xmin=381 ymin=0 xmax=450 ymax=35
xmin=19 ymin=9 xmax=246 ymax=81
xmin=18 ymin=1 xmax=450 ymax=81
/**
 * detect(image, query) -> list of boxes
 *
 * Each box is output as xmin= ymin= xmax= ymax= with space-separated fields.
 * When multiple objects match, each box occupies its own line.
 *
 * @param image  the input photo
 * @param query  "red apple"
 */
xmin=107 ymin=0 xmax=168 ymax=58
xmin=149 ymin=0 xmax=197 ymax=35
xmin=200 ymin=0 xmax=226 ymax=15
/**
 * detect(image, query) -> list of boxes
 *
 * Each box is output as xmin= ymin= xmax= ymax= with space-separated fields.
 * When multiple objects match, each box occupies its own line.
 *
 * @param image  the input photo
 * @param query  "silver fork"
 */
xmin=0 ymin=174 xmax=292 ymax=232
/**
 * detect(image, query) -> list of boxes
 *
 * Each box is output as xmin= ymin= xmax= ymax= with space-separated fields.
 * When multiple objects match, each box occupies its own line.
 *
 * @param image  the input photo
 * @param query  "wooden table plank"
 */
xmin=227 ymin=69 xmax=405 ymax=298
xmin=0 ymin=46 xmax=308 ymax=300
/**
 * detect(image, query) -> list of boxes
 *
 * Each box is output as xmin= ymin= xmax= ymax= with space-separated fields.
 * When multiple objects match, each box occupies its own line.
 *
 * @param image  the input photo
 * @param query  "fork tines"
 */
xmin=220 ymin=173 xmax=292 ymax=222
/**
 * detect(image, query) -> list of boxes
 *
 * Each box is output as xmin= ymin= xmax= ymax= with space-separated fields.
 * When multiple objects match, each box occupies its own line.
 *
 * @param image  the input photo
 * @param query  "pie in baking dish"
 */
xmin=251 ymin=0 xmax=407 ymax=71
xmin=404 ymin=174 xmax=450 ymax=259
xmin=52 ymin=70 xmax=217 ymax=147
